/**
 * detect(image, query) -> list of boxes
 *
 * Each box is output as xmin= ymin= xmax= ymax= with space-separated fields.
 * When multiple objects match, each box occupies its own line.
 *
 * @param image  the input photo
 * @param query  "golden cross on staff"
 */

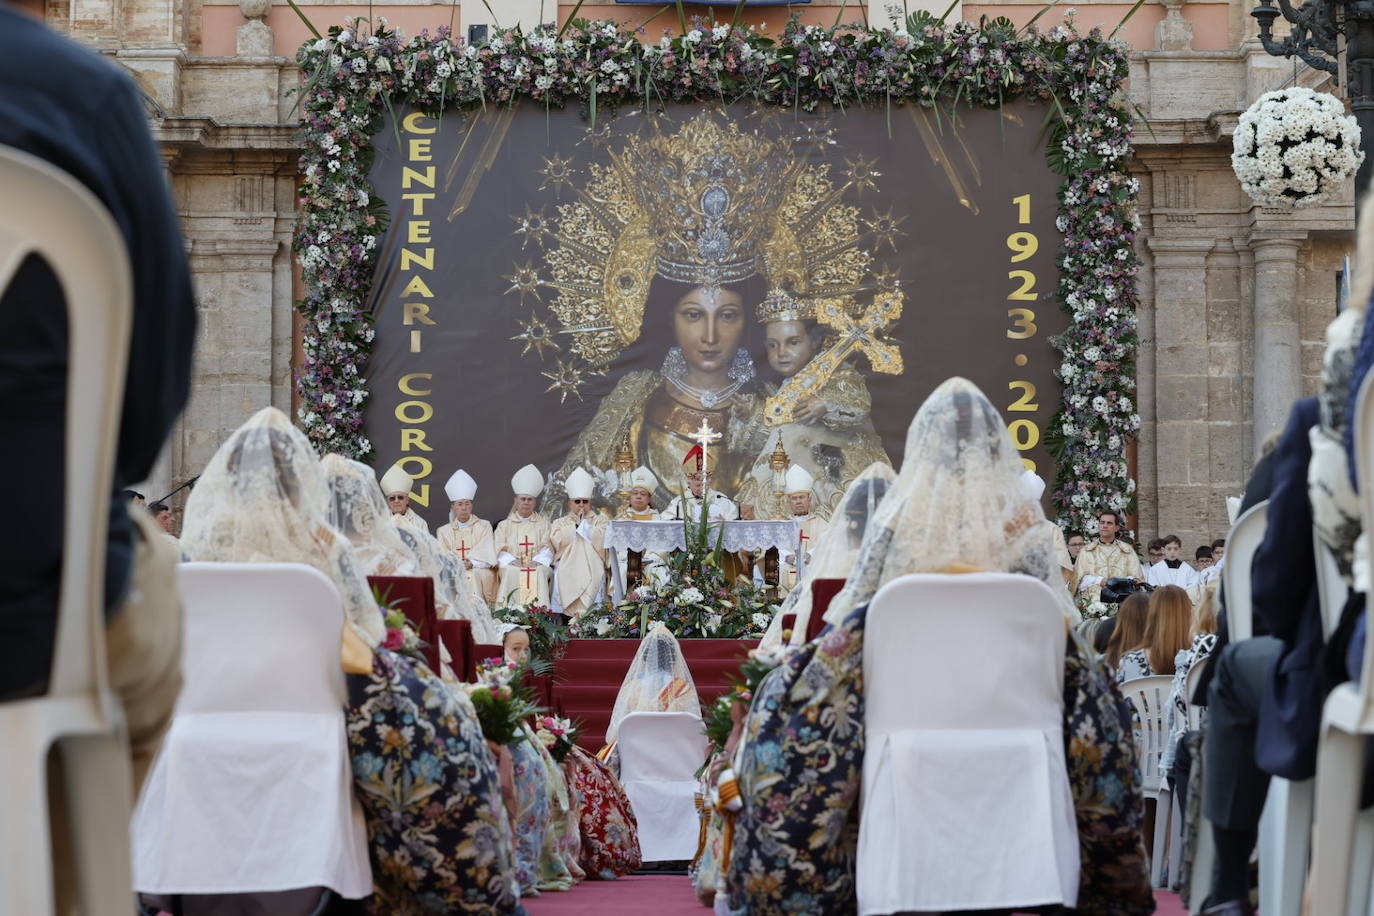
xmin=691 ymin=418 xmax=722 ymax=489
xmin=764 ymin=288 xmax=905 ymax=426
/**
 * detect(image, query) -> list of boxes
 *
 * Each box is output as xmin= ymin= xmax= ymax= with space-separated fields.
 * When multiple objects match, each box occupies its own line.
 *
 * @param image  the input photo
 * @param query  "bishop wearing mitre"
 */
xmin=661 ymin=446 xmax=739 ymax=522
xmin=779 ymin=464 xmax=828 ymax=596
xmin=494 ymin=464 xmax=553 ymax=608
xmin=380 ymin=464 xmax=428 ymax=533
xmin=434 ymin=469 xmax=497 ymax=607
xmin=549 ymin=467 xmax=609 ymax=617
xmin=617 ymin=466 xmax=660 ymax=521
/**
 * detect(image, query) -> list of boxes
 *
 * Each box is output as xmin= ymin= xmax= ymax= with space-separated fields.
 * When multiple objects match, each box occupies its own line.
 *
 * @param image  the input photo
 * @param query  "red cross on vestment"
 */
xmin=521 ymin=565 xmax=537 ymax=590
xmin=518 ymin=536 xmax=535 ymax=561
xmin=455 ymin=540 xmax=471 ymax=561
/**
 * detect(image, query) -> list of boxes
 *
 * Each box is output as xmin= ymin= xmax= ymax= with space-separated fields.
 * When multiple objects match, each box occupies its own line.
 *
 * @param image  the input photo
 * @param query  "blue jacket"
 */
xmin=1252 ymin=396 xmax=1324 ymax=780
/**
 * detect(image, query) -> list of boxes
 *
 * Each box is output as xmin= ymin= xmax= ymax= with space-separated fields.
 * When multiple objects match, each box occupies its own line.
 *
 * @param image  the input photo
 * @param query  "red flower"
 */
xmin=382 ymin=628 xmax=405 ymax=651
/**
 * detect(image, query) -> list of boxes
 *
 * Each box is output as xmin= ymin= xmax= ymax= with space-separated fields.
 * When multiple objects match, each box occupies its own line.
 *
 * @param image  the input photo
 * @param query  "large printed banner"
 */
xmin=363 ymin=101 xmax=1065 ymax=526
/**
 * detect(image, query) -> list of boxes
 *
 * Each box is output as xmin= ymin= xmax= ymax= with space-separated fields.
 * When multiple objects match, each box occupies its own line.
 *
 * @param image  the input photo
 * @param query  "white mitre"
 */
xmin=445 ymin=469 xmax=477 ymax=502
xmin=1020 ymin=469 xmax=1047 ymax=502
xmin=379 ymin=464 xmax=413 ymax=497
xmin=511 ymin=463 xmax=545 ymax=498
xmin=784 ymin=463 xmax=815 ymax=496
xmin=566 ymin=467 xmax=595 ymax=501
xmin=629 ymin=466 xmax=658 ymax=492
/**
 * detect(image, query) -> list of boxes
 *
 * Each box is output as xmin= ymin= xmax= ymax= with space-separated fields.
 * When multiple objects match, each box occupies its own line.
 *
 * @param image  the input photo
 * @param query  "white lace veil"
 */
xmin=605 ymin=623 xmax=700 ymax=745
xmin=394 ymin=525 xmax=502 ymax=644
xmin=180 ymin=406 xmax=387 ymax=646
xmin=321 ymin=453 xmax=421 ymax=577
xmin=822 ymin=377 xmax=1077 ymax=628
xmin=757 ymin=462 xmax=897 ymax=650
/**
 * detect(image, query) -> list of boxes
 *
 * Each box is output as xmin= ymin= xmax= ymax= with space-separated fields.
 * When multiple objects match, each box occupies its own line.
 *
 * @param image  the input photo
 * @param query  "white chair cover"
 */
xmin=616 ymin=711 xmax=707 ymax=862
xmin=132 ymin=563 xmax=372 ymax=898
xmin=857 ymin=572 xmax=1078 ymax=915
xmin=1222 ymin=501 xmax=1268 ymax=642
xmin=0 ymin=144 xmax=135 ymax=916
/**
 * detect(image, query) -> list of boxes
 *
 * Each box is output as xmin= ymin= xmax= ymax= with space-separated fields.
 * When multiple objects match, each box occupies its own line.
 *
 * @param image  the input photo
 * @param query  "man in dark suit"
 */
xmin=1200 ymin=396 xmax=1322 ymax=916
xmin=0 ymin=2 xmax=196 ymax=700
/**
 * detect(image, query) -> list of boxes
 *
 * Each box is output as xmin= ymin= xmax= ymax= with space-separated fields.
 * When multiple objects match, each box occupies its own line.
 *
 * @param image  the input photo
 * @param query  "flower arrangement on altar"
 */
xmin=1232 ymin=87 xmax=1363 ymax=210
xmin=466 ymin=657 xmax=542 ymax=745
xmin=534 ymin=714 xmax=580 ymax=764
xmin=493 ymin=603 xmax=572 ymax=660
xmin=293 ymin=10 xmax=1142 ymax=535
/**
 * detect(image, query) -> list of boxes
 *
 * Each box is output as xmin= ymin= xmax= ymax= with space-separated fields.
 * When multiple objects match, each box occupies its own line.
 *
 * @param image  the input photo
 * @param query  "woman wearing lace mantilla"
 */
xmin=597 ymin=624 xmax=701 ymax=776
xmin=177 ymin=408 xmax=522 ymax=914
xmin=723 ymin=379 xmax=1153 ymax=916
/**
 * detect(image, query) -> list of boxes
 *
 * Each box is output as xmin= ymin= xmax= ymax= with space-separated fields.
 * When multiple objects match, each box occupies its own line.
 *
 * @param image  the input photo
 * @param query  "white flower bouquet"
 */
xmin=1232 ymin=87 xmax=1364 ymax=209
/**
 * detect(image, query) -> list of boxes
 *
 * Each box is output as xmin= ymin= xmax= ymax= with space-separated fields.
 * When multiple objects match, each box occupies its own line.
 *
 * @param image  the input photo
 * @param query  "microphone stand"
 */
xmin=153 ymin=475 xmax=200 ymax=505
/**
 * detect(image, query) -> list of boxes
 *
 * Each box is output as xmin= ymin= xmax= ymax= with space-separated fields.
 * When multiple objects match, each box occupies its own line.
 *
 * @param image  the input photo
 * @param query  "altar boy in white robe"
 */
xmin=778 ymin=464 xmax=828 ymax=596
xmin=493 ymin=464 xmax=553 ymax=608
xmin=1147 ymin=534 xmax=1199 ymax=588
xmin=434 ymin=469 xmax=497 ymax=606
xmin=549 ymin=467 xmax=609 ymax=617
xmin=380 ymin=465 xmax=429 ymax=533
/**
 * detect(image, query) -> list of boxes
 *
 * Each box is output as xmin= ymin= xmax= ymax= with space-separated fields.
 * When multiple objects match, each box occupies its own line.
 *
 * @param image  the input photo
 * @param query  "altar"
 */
xmin=604 ymin=518 xmax=802 ymax=598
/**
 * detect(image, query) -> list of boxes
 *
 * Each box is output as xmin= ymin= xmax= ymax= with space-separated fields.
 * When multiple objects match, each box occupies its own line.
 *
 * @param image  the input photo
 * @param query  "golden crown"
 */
xmin=613 ymin=117 xmax=795 ymax=290
xmin=755 ymin=288 xmax=814 ymax=325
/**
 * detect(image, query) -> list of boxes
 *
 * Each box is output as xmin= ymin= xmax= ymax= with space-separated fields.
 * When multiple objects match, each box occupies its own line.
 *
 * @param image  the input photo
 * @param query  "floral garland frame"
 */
xmin=293 ymin=13 xmax=1142 ymax=533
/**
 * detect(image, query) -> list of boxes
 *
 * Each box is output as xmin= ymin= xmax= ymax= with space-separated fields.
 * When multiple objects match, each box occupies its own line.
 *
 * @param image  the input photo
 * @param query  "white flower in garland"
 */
xmin=1232 ymin=87 xmax=1363 ymax=209
xmin=679 ymin=586 xmax=705 ymax=605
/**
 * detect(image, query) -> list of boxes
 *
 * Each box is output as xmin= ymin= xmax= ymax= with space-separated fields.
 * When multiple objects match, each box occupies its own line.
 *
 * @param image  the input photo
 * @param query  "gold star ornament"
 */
xmin=511 ymin=316 xmax=561 ymax=359
xmin=541 ymin=357 xmax=585 ymax=403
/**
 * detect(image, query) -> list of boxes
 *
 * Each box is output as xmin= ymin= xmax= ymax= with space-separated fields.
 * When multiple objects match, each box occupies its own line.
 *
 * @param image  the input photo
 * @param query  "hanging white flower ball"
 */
xmin=1232 ymin=87 xmax=1364 ymax=209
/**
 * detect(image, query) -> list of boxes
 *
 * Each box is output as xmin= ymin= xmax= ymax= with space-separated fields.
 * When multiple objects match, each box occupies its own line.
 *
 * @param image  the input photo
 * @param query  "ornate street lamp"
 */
xmin=1252 ymin=0 xmax=1374 ymax=200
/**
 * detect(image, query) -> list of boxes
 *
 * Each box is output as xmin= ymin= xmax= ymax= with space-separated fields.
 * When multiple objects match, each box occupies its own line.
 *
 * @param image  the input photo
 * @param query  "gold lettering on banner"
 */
xmin=395 ymin=113 xmax=440 ymax=508
xmin=403 ymin=303 xmax=436 ymax=324
xmin=400 ymin=277 xmax=434 ymax=298
xmin=403 ymin=112 xmax=437 ymax=134
xmin=399 ymin=372 xmax=433 ymax=396
xmin=402 ymin=166 xmax=436 ymax=189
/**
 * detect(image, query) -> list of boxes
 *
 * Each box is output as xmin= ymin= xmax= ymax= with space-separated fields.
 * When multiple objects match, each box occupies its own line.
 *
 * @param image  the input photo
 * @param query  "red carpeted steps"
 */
xmin=549 ymin=638 xmax=758 ymax=750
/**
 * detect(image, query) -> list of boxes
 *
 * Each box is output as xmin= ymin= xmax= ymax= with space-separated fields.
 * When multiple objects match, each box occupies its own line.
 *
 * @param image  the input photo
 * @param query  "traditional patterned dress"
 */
xmin=343 ymin=649 xmax=522 ymax=915
xmin=509 ymin=733 xmax=553 ymax=896
xmin=724 ymin=604 xmax=1154 ymax=916
xmin=562 ymin=746 xmax=642 ymax=879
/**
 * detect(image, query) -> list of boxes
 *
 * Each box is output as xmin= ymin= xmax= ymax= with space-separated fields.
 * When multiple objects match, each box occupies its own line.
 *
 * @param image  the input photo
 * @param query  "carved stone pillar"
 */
xmin=1249 ymin=236 xmax=1304 ymax=450
xmin=1147 ymin=237 xmax=1215 ymax=548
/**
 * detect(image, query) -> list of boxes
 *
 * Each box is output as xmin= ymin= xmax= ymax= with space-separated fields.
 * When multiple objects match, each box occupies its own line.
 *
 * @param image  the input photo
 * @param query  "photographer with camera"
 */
xmin=1073 ymin=510 xmax=1145 ymax=604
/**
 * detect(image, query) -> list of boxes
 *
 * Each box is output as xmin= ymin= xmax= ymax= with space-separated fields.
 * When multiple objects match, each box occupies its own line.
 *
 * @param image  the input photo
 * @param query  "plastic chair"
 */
xmin=857 ymin=573 xmax=1078 ymax=915
xmin=1167 ymin=655 xmax=1212 ymax=893
xmin=1223 ymin=501 xmax=1269 ymax=643
xmin=1311 ymin=370 xmax=1374 ymax=916
xmin=1314 ymin=528 xmax=1350 ymax=640
xmin=616 ymin=711 xmax=707 ymax=862
xmin=131 ymin=563 xmax=372 ymax=900
xmin=1120 ymin=674 xmax=1175 ymax=888
xmin=0 ymin=145 xmax=135 ymax=914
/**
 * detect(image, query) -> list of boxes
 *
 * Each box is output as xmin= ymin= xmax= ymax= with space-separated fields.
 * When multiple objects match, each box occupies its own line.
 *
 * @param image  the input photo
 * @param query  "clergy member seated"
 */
xmin=494 ymin=464 xmax=553 ymax=608
xmin=435 ymin=468 xmax=497 ymax=607
xmin=1147 ymin=534 xmax=1199 ymax=588
xmin=550 ymin=467 xmax=609 ymax=618
xmin=1073 ymin=509 xmax=1144 ymax=604
xmin=379 ymin=464 xmax=428 ymax=533
xmin=661 ymin=446 xmax=739 ymax=522
xmin=778 ymin=464 xmax=827 ymax=596
xmin=617 ymin=466 xmax=660 ymax=521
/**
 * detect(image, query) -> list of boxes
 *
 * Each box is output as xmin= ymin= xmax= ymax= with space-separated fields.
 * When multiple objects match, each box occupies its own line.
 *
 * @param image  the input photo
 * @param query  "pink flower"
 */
xmin=382 ymin=628 xmax=405 ymax=651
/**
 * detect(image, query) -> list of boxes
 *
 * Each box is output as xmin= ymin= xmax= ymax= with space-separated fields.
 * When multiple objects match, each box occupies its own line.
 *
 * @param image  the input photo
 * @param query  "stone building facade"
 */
xmin=36 ymin=0 xmax=1355 ymax=549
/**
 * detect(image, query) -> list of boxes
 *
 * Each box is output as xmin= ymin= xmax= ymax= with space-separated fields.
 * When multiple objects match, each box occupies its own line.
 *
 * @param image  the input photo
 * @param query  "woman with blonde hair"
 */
xmin=1104 ymin=591 xmax=1150 ymax=671
xmin=1160 ymin=582 xmax=1220 ymax=788
xmin=1116 ymin=584 xmax=1193 ymax=683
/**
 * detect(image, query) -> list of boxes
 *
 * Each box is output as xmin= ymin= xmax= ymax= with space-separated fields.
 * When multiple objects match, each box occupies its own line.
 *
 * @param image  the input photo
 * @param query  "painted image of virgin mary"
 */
xmin=522 ymin=110 xmax=901 ymax=512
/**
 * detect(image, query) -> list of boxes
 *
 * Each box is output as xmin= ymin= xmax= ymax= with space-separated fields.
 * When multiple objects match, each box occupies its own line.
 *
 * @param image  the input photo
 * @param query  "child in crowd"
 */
xmin=1147 ymin=538 xmax=1165 ymax=566
xmin=1195 ymin=546 xmax=1215 ymax=571
xmin=1148 ymin=534 xmax=1198 ymax=588
xmin=502 ymin=624 xmax=531 ymax=665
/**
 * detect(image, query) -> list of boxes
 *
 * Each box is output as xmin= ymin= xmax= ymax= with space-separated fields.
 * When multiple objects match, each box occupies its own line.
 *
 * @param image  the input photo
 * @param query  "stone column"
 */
xmin=1249 ymin=236 xmax=1304 ymax=451
xmin=1147 ymin=237 xmax=1215 ymax=547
